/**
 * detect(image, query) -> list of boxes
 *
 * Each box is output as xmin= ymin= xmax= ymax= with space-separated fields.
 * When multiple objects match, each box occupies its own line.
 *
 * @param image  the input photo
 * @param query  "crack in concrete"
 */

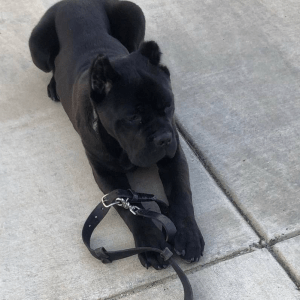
xmin=102 ymin=236 xmax=300 ymax=299
xmin=268 ymin=246 xmax=300 ymax=290
xmin=175 ymin=118 xmax=265 ymax=241
xmin=102 ymin=246 xmax=256 ymax=300
xmin=176 ymin=118 xmax=300 ymax=290
xmin=268 ymin=230 xmax=300 ymax=246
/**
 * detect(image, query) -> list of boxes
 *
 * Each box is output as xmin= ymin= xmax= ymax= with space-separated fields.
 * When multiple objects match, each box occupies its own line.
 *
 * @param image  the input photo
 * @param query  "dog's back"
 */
xmin=55 ymin=0 xmax=128 ymax=77
xmin=29 ymin=0 xmax=144 ymax=122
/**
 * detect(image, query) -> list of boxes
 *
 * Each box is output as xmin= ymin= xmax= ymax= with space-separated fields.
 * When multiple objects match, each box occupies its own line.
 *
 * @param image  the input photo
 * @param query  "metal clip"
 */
xmin=101 ymin=195 xmax=122 ymax=208
xmin=101 ymin=195 xmax=141 ymax=215
xmin=129 ymin=205 xmax=140 ymax=215
xmin=116 ymin=198 xmax=130 ymax=209
xmin=117 ymin=198 xmax=141 ymax=215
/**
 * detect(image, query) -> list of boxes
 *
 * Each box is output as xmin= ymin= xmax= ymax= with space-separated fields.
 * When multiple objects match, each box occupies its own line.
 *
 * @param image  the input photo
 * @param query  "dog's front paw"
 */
xmin=134 ymin=226 xmax=171 ymax=270
xmin=172 ymin=221 xmax=204 ymax=263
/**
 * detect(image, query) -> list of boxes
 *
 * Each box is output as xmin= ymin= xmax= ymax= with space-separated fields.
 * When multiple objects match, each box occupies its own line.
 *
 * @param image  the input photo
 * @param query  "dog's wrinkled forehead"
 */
xmin=111 ymin=53 xmax=173 ymax=109
xmin=136 ymin=75 xmax=173 ymax=110
xmin=89 ymin=41 xmax=173 ymax=112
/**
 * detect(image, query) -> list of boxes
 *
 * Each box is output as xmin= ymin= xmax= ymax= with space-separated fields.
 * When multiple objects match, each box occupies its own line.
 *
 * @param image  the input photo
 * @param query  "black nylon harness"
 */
xmin=82 ymin=189 xmax=193 ymax=300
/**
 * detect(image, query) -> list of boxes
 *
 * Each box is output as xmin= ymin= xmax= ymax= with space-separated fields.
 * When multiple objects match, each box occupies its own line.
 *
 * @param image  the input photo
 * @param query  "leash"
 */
xmin=82 ymin=189 xmax=193 ymax=300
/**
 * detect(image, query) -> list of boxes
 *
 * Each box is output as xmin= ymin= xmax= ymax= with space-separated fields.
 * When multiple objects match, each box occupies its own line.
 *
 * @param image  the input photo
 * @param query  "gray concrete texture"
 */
xmin=134 ymin=0 xmax=300 ymax=243
xmin=1 ymin=0 xmax=300 ymax=299
xmin=273 ymin=235 xmax=300 ymax=284
xmin=121 ymin=250 xmax=300 ymax=300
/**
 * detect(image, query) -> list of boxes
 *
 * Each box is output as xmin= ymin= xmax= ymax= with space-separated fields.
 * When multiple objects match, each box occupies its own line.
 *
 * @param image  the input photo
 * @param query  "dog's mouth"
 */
xmin=130 ymin=151 xmax=166 ymax=168
xmin=128 ymin=139 xmax=177 ymax=168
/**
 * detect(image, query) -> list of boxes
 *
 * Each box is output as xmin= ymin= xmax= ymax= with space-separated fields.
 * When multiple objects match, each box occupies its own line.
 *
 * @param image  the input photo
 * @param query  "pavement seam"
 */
xmin=268 ymin=246 xmax=300 ymax=290
xmin=96 ymin=119 xmax=300 ymax=300
xmin=175 ymin=118 xmax=265 ymax=243
xmin=102 ymin=246 xmax=256 ymax=300
xmin=176 ymin=118 xmax=300 ymax=290
xmin=268 ymin=229 xmax=300 ymax=246
xmin=103 ymin=244 xmax=300 ymax=299
xmin=176 ymin=119 xmax=300 ymax=246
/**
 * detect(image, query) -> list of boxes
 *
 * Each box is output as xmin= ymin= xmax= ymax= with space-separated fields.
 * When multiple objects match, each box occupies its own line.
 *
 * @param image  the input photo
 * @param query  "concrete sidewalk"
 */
xmin=1 ymin=0 xmax=300 ymax=299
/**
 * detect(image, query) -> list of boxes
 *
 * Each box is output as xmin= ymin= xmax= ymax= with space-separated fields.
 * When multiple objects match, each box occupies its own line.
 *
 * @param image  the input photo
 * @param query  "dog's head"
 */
xmin=89 ymin=41 xmax=177 ymax=167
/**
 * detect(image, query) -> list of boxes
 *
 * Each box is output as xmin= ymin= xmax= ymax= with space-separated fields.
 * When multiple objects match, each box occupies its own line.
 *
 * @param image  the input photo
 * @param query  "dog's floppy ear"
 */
xmin=139 ymin=41 xmax=161 ymax=65
xmin=90 ymin=54 xmax=120 ymax=102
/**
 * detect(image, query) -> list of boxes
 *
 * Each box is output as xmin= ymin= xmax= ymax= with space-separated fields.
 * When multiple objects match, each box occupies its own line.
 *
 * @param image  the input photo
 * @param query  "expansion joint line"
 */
xmin=175 ymin=118 xmax=300 ymax=290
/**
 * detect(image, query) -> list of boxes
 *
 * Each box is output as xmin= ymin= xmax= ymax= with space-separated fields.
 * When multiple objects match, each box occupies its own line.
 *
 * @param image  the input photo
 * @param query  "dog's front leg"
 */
xmin=90 ymin=164 xmax=171 ymax=270
xmin=157 ymin=141 xmax=205 ymax=263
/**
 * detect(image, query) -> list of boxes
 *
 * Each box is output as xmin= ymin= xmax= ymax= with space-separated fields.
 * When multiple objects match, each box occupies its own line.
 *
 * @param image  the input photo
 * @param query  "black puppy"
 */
xmin=29 ymin=0 xmax=204 ymax=269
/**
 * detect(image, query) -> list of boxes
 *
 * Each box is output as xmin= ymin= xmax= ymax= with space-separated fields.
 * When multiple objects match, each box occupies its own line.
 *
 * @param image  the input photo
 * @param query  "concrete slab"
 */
xmin=273 ymin=235 xmax=300 ymax=285
xmin=0 ymin=109 xmax=258 ymax=299
xmin=133 ymin=0 xmax=300 ymax=242
xmin=0 ymin=0 xmax=59 ymax=123
xmin=128 ymin=137 xmax=259 ymax=264
xmin=2 ymin=0 xmax=297 ymax=299
xmin=120 ymin=249 xmax=300 ymax=300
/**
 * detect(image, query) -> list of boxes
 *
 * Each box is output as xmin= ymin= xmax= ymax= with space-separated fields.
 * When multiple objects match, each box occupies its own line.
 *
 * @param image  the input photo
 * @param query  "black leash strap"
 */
xmin=82 ymin=189 xmax=193 ymax=300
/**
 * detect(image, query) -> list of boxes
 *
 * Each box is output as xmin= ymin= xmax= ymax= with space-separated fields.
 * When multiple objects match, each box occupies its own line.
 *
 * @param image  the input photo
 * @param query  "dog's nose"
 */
xmin=153 ymin=132 xmax=172 ymax=147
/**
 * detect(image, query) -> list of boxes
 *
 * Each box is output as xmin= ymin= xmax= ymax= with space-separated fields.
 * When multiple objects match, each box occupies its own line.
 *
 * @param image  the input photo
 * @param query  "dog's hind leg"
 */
xmin=29 ymin=3 xmax=60 ymax=101
xmin=47 ymin=76 xmax=60 ymax=102
xmin=107 ymin=1 xmax=146 ymax=53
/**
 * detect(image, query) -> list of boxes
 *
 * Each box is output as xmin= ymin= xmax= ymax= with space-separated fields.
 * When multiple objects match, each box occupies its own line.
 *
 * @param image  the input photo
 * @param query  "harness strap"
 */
xmin=102 ymin=189 xmax=169 ymax=213
xmin=82 ymin=189 xmax=193 ymax=300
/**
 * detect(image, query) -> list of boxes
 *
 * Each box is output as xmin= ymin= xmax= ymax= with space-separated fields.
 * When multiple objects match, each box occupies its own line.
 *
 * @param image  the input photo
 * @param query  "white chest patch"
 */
xmin=92 ymin=109 xmax=98 ymax=132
